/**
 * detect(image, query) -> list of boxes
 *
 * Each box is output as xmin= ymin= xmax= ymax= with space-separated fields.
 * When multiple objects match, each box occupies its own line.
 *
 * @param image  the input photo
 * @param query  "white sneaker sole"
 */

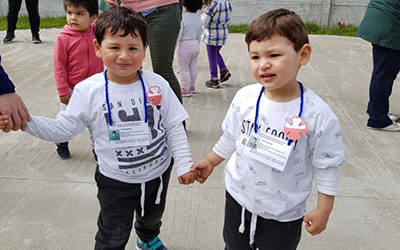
xmin=367 ymin=123 xmax=400 ymax=132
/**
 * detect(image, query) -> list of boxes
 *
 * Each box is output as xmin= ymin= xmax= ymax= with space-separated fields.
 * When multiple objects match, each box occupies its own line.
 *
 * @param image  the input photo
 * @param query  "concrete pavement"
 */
xmin=1 ymin=29 xmax=400 ymax=250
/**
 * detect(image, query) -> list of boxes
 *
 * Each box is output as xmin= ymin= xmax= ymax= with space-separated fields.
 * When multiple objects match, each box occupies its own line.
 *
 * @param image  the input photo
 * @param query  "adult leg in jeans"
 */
xmin=25 ymin=0 xmax=40 ymax=36
xmin=144 ymin=4 xmax=182 ymax=103
xmin=367 ymin=44 xmax=400 ymax=128
xmin=7 ymin=0 xmax=23 ymax=35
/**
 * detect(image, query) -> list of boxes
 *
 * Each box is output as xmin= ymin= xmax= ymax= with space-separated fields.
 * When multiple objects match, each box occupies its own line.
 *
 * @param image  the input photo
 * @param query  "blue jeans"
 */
xmin=367 ymin=44 xmax=400 ymax=128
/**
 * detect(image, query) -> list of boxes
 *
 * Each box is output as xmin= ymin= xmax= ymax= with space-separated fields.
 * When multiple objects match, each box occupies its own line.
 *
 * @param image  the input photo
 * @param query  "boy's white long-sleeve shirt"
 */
xmin=26 ymin=70 xmax=193 ymax=183
xmin=213 ymin=83 xmax=345 ymax=222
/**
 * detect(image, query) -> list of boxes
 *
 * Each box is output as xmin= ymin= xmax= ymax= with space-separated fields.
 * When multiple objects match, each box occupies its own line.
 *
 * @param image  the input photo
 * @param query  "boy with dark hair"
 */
xmin=54 ymin=0 xmax=104 ymax=159
xmin=192 ymin=9 xmax=345 ymax=250
xmin=1 ymin=6 xmax=197 ymax=250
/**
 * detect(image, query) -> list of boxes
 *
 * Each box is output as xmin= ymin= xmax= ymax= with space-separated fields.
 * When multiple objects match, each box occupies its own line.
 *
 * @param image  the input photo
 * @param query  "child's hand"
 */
xmin=60 ymin=94 xmax=71 ymax=105
xmin=178 ymin=171 xmax=197 ymax=185
xmin=0 ymin=115 xmax=9 ymax=131
xmin=190 ymin=159 xmax=215 ymax=184
xmin=303 ymin=208 xmax=330 ymax=236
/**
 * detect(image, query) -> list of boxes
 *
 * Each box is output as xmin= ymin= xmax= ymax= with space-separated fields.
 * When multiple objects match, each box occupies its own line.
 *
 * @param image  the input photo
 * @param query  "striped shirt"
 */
xmin=202 ymin=0 xmax=233 ymax=46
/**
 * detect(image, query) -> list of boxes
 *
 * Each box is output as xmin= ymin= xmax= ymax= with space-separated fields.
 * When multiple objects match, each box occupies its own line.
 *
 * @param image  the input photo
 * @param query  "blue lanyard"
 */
xmin=104 ymin=69 xmax=148 ymax=126
xmin=254 ymin=82 xmax=304 ymax=145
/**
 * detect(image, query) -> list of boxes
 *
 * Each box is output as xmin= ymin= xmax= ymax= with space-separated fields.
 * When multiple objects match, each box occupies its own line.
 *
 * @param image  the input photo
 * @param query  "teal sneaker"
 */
xmin=136 ymin=236 xmax=168 ymax=250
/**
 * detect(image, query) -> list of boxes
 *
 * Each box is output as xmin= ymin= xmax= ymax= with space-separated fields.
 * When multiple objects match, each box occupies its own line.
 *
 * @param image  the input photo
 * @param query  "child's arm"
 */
xmin=306 ymin=117 xmax=345 ymax=235
xmin=191 ymin=151 xmax=225 ymax=183
xmin=25 ymin=88 xmax=89 ymax=142
xmin=201 ymin=13 xmax=211 ymax=27
xmin=303 ymin=192 xmax=334 ymax=236
xmin=176 ymin=20 xmax=184 ymax=47
xmin=165 ymin=122 xmax=196 ymax=185
xmin=54 ymin=36 xmax=71 ymax=104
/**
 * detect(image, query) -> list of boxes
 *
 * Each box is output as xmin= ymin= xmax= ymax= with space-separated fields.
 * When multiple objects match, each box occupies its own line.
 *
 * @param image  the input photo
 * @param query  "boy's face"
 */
xmin=66 ymin=5 xmax=96 ymax=32
xmin=94 ymin=29 xmax=146 ymax=84
xmin=249 ymin=36 xmax=311 ymax=98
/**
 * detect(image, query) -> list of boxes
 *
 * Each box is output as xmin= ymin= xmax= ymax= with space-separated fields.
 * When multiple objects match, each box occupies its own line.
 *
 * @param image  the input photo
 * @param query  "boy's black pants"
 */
xmin=94 ymin=162 xmax=172 ymax=250
xmin=7 ymin=0 xmax=40 ymax=35
xmin=223 ymin=191 xmax=303 ymax=250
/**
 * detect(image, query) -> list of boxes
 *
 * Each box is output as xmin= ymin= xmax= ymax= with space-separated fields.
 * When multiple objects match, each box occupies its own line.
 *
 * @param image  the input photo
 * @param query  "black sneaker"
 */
xmin=205 ymin=79 xmax=220 ymax=89
xmin=32 ymin=34 xmax=42 ymax=44
xmin=56 ymin=142 xmax=71 ymax=160
xmin=220 ymin=68 xmax=231 ymax=83
xmin=3 ymin=33 xmax=15 ymax=44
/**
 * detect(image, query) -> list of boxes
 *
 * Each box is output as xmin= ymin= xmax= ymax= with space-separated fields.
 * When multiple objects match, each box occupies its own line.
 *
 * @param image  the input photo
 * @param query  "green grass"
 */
xmin=0 ymin=16 xmax=358 ymax=37
xmin=0 ymin=16 xmax=66 ymax=31
xmin=229 ymin=22 xmax=358 ymax=37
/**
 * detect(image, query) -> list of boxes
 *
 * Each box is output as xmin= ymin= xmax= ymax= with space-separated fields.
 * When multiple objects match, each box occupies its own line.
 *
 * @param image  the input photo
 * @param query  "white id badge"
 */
xmin=108 ymin=121 xmax=150 ymax=148
xmin=242 ymin=132 xmax=293 ymax=171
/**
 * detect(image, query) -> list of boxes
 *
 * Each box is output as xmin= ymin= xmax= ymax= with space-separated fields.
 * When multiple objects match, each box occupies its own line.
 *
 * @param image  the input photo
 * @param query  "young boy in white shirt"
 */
xmin=1 ymin=6 xmax=196 ymax=250
xmin=192 ymin=9 xmax=345 ymax=250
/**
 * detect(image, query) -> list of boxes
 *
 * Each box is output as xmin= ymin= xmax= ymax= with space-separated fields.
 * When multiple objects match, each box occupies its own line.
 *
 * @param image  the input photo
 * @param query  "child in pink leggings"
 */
xmin=177 ymin=0 xmax=203 ymax=97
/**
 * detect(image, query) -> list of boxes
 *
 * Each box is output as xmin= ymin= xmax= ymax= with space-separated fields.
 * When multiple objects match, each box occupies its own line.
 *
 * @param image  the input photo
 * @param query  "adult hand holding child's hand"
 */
xmin=0 ymin=93 xmax=30 ymax=132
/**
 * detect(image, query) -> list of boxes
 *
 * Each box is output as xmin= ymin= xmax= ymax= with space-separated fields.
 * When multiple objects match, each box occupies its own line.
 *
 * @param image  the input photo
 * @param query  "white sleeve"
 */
xmin=201 ymin=12 xmax=211 ymax=27
xmin=212 ymin=93 xmax=240 ymax=159
xmin=176 ymin=20 xmax=184 ymax=46
xmin=26 ymin=88 xmax=89 ymax=142
xmin=310 ymin=117 xmax=345 ymax=196
xmin=166 ymin=123 xmax=194 ymax=177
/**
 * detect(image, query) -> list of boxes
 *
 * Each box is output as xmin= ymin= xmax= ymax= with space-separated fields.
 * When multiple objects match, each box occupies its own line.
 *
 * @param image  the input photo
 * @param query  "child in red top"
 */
xmin=54 ymin=0 xmax=104 ymax=159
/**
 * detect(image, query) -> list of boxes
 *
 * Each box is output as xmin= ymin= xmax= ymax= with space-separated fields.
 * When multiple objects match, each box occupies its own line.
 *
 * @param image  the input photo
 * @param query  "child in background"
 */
xmin=176 ymin=0 xmax=203 ymax=97
xmin=192 ymin=9 xmax=345 ymax=249
xmin=54 ymin=0 xmax=104 ymax=159
xmin=202 ymin=0 xmax=232 ymax=89
xmin=1 ymin=6 xmax=197 ymax=250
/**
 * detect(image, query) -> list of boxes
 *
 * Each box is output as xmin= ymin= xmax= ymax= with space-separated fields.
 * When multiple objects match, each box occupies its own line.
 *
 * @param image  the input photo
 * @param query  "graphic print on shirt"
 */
xmin=102 ymin=86 xmax=168 ymax=176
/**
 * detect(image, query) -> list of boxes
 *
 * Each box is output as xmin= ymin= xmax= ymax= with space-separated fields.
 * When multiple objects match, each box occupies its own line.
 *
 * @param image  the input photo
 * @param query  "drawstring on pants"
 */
xmin=238 ymin=206 xmax=258 ymax=246
xmin=140 ymin=176 xmax=164 ymax=217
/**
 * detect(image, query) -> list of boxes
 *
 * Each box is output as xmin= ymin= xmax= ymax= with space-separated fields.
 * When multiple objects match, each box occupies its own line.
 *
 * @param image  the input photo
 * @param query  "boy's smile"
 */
xmin=249 ymin=35 xmax=311 ymax=101
xmin=94 ymin=29 xmax=146 ymax=84
xmin=66 ymin=5 xmax=96 ymax=32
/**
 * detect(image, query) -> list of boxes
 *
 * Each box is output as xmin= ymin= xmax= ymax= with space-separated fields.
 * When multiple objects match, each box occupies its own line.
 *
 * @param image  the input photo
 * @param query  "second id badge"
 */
xmin=241 ymin=131 xmax=293 ymax=172
xmin=109 ymin=121 xmax=150 ymax=148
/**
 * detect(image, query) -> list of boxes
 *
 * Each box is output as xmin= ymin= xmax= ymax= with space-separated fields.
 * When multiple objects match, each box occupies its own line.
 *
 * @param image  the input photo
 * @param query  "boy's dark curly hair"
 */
xmin=95 ymin=6 xmax=148 ymax=47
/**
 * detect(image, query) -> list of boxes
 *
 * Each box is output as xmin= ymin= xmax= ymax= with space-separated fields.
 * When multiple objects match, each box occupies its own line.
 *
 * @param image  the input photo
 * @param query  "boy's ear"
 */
xmin=90 ymin=14 xmax=97 ymax=24
xmin=143 ymin=44 xmax=148 ymax=59
xmin=93 ymin=39 xmax=102 ymax=58
xmin=299 ymin=44 xmax=312 ymax=66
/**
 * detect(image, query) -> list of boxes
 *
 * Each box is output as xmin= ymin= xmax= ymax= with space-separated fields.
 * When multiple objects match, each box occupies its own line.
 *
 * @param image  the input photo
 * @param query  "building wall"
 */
xmin=0 ymin=0 xmax=369 ymax=27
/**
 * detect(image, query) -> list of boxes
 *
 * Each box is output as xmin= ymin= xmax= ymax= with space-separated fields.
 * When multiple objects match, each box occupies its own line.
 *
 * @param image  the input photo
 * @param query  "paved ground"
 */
xmin=1 ymin=29 xmax=400 ymax=250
